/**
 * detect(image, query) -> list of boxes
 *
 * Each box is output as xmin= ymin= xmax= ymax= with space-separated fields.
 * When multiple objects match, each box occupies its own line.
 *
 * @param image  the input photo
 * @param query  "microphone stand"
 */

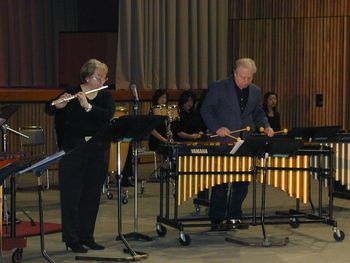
xmin=123 ymin=95 xmax=153 ymax=242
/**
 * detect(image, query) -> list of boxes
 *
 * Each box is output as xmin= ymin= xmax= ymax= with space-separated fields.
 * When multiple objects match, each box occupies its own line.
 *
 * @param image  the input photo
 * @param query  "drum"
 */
xmin=151 ymin=104 xmax=168 ymax=116
xmin=108 ymin=106 xmax=130 ymax=173
xmin=167 ymin=105 xmax=179 ymax=121
xmin=151 ymin=104 xmax=179 ymax=121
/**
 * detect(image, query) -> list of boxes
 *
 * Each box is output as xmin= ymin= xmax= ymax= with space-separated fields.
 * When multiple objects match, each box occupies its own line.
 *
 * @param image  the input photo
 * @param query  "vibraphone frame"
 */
xmin=156 ymin=143 xmax=345 ymax=246
xmin=322 ymin=136 xmax=350 ymax=199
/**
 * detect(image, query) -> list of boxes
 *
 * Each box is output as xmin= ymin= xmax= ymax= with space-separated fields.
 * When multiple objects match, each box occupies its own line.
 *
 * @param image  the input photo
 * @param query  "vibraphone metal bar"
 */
xmin=156 ymin=142 xmax=343 ymax=245
xmin=178 ymin=155 xmax=310 ymax=205
xmin=317 ymin=135 xmax=350 ymax=199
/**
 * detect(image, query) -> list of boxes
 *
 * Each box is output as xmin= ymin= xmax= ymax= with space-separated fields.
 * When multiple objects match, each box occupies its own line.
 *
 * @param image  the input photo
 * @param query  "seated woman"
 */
xmin=148 ymin=90 xmax=169 ymax=152
xmin=263 ymin=91 xmax=281 ymax=131
xmin=172 ymin=90 xmax=206 ymax=142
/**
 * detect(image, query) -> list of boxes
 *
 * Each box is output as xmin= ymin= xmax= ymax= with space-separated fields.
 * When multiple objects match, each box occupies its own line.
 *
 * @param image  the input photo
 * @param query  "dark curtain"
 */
xmin=116 ymin=0 xmax=228 ymax=90
xmin=0 ymin=0 xmax=78 ymax=87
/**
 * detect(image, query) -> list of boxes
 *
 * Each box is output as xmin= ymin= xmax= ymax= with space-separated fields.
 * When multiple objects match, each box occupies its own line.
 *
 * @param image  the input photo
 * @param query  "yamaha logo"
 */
xmin=191 ymin=149 xmax=208 ymax=154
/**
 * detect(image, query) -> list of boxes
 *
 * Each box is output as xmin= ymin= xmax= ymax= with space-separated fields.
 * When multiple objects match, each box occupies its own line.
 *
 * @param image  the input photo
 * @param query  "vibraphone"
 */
xmin=319 ymin=134 xmax=350 ymax=199
xmin=156 ymin=141 xmax=344 ymax=245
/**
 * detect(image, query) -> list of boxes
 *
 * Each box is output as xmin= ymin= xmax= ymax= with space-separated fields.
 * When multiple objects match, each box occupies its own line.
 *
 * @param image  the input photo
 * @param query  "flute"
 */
xmin=51 ymin=85 xmax=108 ymax=106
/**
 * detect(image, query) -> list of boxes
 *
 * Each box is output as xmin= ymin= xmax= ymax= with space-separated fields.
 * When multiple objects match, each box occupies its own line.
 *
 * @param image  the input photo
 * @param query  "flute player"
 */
xmin=45 ymin=58 xmax=115 ymax=253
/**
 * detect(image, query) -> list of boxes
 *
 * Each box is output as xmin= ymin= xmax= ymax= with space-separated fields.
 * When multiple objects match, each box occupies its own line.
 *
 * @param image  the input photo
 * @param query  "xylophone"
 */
xmin=0 ymin=152 xmax=28 ymax=253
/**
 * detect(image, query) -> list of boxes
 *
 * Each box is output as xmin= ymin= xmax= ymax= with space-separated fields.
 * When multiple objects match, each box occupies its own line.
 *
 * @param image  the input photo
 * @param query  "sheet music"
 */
xmin=17 ymin=150 xmax=65 ymax=175
xmin=230 ymin=140 xmax=245 ymax=155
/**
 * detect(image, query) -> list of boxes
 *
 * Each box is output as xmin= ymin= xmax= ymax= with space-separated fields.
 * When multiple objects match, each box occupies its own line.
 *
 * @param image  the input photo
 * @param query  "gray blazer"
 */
xmin=200 ymin=77 xmax=269 ymax=142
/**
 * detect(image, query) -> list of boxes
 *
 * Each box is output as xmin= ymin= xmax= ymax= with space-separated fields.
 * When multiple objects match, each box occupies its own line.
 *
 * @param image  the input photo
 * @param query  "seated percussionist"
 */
xmin=263 ymin=91 xmax=281 ymax=131
xmin=200 ymin=58 xmax=274 ymax=230
xmin=172 ymin=90 xmax=206 ymax=142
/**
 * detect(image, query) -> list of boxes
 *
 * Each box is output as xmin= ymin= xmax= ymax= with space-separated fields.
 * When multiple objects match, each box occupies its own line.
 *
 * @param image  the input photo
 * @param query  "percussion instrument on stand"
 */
xmin=156 ymin=140 xmax=345 ymax=246
xmin=151 ymin=104 xmax=179 ymax=142
xmin=0 ymin=105 xmax=29 ymax=262
xmin=105 ymin=106 xmax=130 ymax=202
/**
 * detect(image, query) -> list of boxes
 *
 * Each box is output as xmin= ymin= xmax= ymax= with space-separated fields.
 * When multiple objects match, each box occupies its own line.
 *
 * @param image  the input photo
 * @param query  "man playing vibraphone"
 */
xmin=200 ymin=58 xmax=274 ymax=230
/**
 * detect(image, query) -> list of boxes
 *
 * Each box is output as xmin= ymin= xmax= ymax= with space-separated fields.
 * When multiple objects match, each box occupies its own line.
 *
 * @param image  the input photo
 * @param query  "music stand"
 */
xmin=0 ymin=104 xmax=28 ymax=150
xmin=76 ymin=115 xmax=165 ymax=262
xmin=125 ymin=94 xmax=154 ymax=242
xmin=0 ymin=155 xmax=40 ymax=185
xmin=12 ymin=151 xmax=65 ymax=263
xmin=287 ymin=126 xmax=341 ymax=141
xmin=0 ymin=104 xmax=19 ymax=125
xmin=225 ymin=137 xmax=304 ymax=247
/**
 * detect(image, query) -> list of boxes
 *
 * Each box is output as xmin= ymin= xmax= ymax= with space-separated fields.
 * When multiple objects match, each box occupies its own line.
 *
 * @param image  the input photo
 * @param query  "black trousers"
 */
xmin=59 ymin=139 xmax=109 ymax=244
xmin=209 ymin=182 xmax=249 ymax=222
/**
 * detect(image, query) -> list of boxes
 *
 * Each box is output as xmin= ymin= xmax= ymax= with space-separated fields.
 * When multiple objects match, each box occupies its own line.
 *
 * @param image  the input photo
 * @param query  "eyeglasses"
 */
xmin=92 ymin=75 xmax=108 ymax=83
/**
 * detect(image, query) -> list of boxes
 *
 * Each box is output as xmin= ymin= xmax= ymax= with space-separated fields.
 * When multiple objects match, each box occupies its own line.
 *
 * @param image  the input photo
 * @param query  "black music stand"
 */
xmin=0 ymin=104 xmax=20 ymax=125
xmin=225 ymin=137 xmax=304 ymax=247
xmin=286 ymin=126 xmax=340 ymax=215
xmin=287 ymin=126 xmax=341 ymax=141
xmin=127 ymin=91 xmax=153 ymax=242
xmin=14 ymin=151 xmax=65 ymax=263
xmin=76 ymin=115 xmax=165 ymax=262
xmin=0 ymin=104 xmax=28 ymax=150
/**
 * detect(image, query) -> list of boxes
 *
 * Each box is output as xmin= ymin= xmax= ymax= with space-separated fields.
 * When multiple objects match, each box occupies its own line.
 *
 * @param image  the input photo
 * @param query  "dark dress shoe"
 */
xmin=81 ymin=241 xmax=105 ymax=250
xmin=210 ymin=221 xmax=228 ymax=231
xmin=65 ymin=243 xmax=88 ymax=253
xmin=226 ymin=219 xmax=249 ymax=230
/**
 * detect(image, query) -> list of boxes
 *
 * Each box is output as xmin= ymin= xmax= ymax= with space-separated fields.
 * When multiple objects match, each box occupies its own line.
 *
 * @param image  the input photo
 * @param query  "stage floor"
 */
xmin=2 ymin=164 xmax=350 ymax=263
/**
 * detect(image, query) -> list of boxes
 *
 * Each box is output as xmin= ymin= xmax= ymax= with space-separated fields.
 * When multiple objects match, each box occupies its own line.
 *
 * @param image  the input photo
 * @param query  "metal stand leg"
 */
xmin=226 ymin=153 xmax=289 ymax=247
xmin=76 ymin=141 xmax=148 ymax=262
xmin=123 ymin=141 xmax=152 ymax=242
xmin=36 ymin=173 xmax=55 ymax=263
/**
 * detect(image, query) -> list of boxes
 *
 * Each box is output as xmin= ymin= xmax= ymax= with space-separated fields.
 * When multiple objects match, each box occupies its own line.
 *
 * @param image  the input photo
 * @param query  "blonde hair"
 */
xmin=80 ymin=58 xmax=108 ymax=83
xmin=234 ymin=58 xmax=257 ymax=74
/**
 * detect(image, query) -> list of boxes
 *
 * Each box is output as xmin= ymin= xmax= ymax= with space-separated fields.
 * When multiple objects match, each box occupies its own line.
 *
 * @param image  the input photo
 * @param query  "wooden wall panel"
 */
xmin=230 ymin=0 xmax=350 ymax=19
xmin=0 ymin=99 xmax=181 ymax=156
xmin=230 ymin=0 xmax=350 ymax=130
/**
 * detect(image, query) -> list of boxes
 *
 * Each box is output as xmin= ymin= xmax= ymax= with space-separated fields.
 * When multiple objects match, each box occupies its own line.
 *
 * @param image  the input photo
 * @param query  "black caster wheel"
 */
xmin=12 ymin=248 xmax=23 ymax=263
xmin=333 ymin=230 xmax=345 ymax=241
xmin=122 ymin=197 xmax=128 ymax=204
xmin=289 ymin=218 xmax=300 ymax=229
xmin=179 ymin=232 xmax=191 ymax=246
xmin=107 ymin=192 xmax=113 ymax=200
xmin=156 ymin=224 xmax=167 ymax=237
xmin=195 ymin=205 xmax=200 ymax=215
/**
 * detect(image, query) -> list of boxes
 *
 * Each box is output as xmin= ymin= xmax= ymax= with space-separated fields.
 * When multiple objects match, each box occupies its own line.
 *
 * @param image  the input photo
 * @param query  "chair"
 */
xmin=138 ymin=147 xmax=158 ymax=194
xmin=18 ymin=126 xmax=50 ymax=189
